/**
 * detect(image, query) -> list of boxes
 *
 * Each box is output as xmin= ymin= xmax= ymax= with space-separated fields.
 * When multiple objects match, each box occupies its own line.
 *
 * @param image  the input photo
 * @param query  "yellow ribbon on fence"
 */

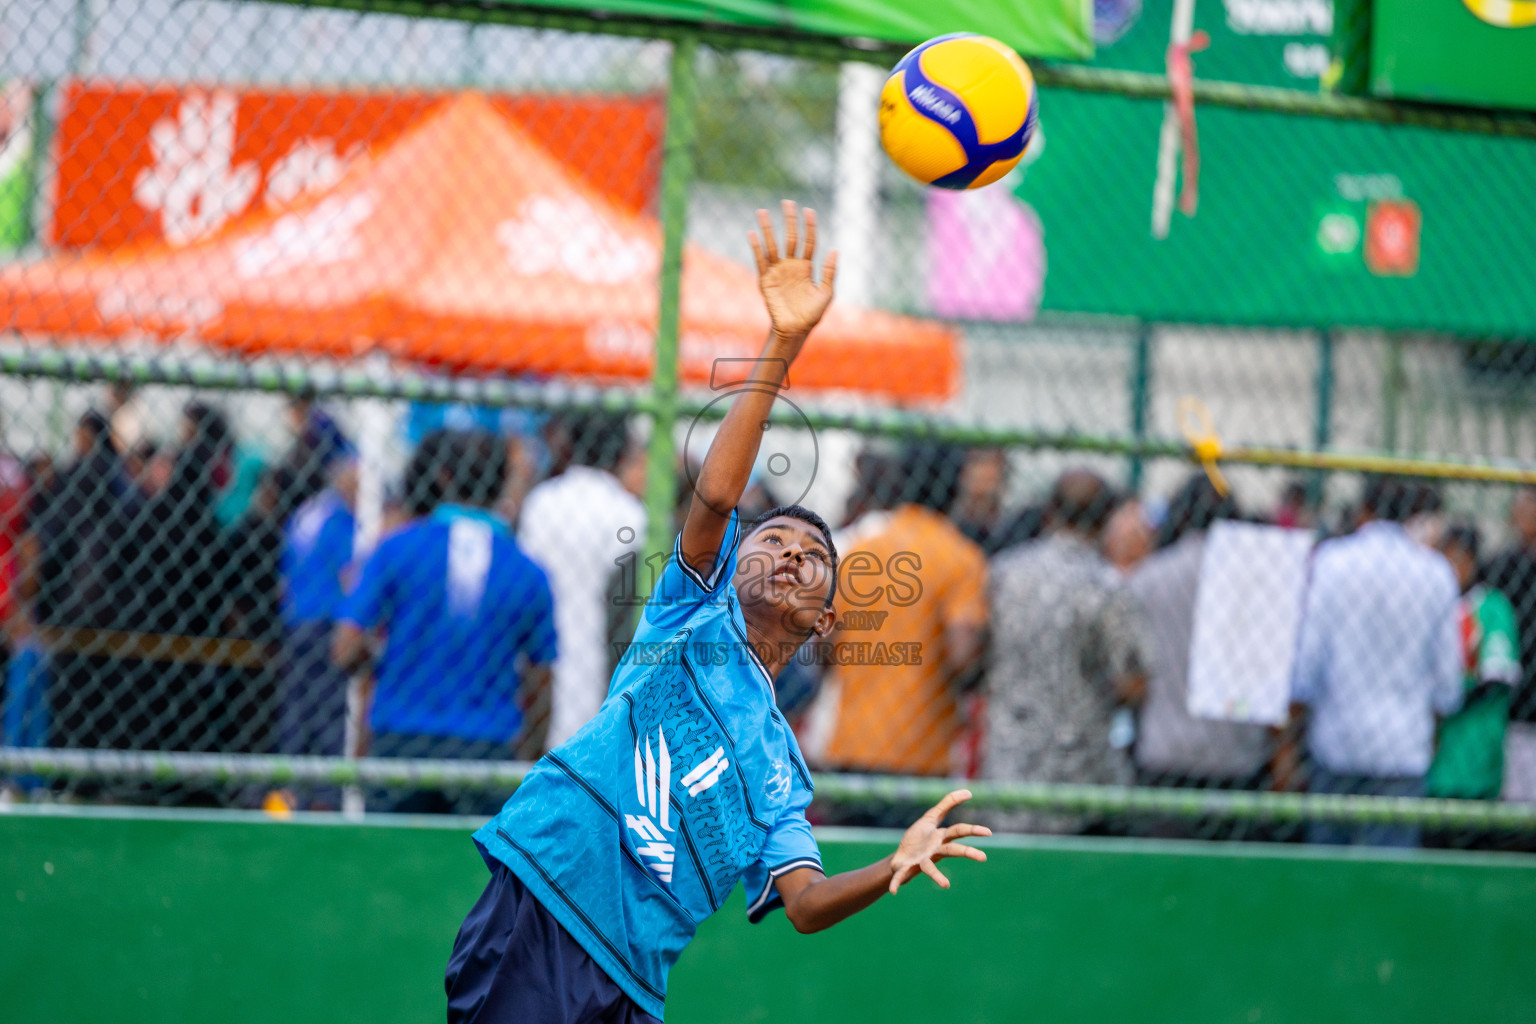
xmin=1178 ymin=396 xmax=1230 ymax=497
xmin=1175 ymin=397 xmax=1536 ymax=488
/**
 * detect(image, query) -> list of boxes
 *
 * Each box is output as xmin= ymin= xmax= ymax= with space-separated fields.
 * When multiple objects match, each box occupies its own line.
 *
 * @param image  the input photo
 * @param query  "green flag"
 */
xmin=0 ymin=84 xmax=34 ymax=253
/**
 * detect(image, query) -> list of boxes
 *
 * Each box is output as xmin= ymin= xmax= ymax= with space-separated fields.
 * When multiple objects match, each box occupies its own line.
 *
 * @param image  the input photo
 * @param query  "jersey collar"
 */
xmin=726 ymin=591 xmax=777 ymax=695
xmin=431 ymin=503 xmax=511 ymax=535
xmin=744 ymin=642 xmax=775 ymax=694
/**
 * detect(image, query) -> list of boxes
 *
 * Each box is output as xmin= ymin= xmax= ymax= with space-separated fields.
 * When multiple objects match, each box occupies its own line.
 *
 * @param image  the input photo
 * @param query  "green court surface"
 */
xmin=2 ymin=806 xmax=1533 ymax=1023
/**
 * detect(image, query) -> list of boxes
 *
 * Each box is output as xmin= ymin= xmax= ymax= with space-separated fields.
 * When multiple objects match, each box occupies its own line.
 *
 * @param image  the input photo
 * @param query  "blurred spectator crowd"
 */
xmin=2 ymin=388 xmax=1535 ymax=848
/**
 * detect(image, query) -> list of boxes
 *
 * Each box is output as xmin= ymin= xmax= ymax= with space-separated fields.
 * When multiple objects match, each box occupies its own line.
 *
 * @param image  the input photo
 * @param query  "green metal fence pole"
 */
xmin=15 ymin=79 xmax=68 ymax=449
xmin=1127 ymin=322 xmax=1152 ymax=493
xmin=1309 ymin=328 xmax=1336 ymax=508
xmin=640 ymin=34 xmax=699 ymax=599
xmin=1382 ymin=333 xmax=1403 ymax=454
xmin=18 ymin=85 xmax=50 ymax=251
xmin=36 ymin=0 xmax=94 ymax=449
xmin=1326 ymin=0 xmax=1374 ymax=97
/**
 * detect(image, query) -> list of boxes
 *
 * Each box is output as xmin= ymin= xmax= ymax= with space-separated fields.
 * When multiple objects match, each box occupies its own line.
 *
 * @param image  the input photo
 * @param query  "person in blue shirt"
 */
xmin=277 ymin=456 xmax=357 ymax=761
xmin=448 ymin=203 xmax=991 ymax=1024
xmin=333 ymin=432 xmax=557 ymax=808
xmin=280 ymin=389 xmax=355 ymax=520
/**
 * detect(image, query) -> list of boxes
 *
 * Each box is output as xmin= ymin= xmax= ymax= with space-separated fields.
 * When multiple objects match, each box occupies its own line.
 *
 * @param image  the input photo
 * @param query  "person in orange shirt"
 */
xmin=813 ymin=444 xmax=989 ymax=778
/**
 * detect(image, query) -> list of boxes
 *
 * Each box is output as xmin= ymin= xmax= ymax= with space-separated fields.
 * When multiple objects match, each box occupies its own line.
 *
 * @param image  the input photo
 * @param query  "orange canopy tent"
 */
xmin=0 ymin=93 xmax=959 ymax=401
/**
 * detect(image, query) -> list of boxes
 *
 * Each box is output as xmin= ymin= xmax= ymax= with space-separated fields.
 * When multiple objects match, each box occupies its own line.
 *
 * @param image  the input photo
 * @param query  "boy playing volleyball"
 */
xmin=447 ymin=202 xmax=990 ymax=1024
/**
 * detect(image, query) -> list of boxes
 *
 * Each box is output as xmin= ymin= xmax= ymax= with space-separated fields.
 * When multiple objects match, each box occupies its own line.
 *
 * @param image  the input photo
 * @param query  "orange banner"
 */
xmin=49 ymin=81 xmax=663 ymax=250
xmin=8 ymin=91 xmax=959 ymax=401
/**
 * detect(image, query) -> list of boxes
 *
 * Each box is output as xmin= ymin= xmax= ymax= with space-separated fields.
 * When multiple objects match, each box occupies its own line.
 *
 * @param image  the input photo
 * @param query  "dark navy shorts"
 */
xmin=446 ymin=846 xmax=662 ymax=1024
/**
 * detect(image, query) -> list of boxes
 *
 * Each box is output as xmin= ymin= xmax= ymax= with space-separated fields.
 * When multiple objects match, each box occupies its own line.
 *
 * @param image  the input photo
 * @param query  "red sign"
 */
xmin=1365 ymin=199 xmax=1421 ymax=277
xmin=48 ymin=81 xmax=663 ymax=250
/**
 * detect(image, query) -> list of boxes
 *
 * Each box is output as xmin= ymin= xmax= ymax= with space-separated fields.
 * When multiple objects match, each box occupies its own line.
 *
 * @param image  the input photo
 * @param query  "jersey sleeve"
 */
xmin=1290 ymin=555 xmax=1334 ymax=707
xmin=517 ymin=560 xmax=560 ymax=666
xmin=742 ymin=776 xmax=823 ymax=924
xmin=1478 ymin=590 xmax=1523 ymax=686
xmin=1094 ymin=583 xmax=1153 ymax=691
xmin=641 ymin=512 xmax=742 ymax=635
xmin=318 ymin=510 xmax=356 ymax=580
xmin=1431 ymin=583 xmax=1466 ymax=718
xmin=338 ymin=535 xmax=396 ymax=629
xmin=941 ymin=538 xmax=989 ymax=630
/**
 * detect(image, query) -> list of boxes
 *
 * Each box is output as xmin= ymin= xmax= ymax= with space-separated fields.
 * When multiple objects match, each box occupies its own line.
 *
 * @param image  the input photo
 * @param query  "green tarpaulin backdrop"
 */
xmin=1372 ymin=0 xmax=1536 ymax=112
xmin=1019 ymin=0 xmax=1536 ymax=335
xmin=5 ymin=810 xmax=1536 ymax=1024
xmin=487 ymin=0 xmax=1094 ymax=57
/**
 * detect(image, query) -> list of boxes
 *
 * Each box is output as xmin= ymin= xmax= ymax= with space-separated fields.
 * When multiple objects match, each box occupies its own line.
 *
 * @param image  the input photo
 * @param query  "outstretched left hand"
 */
xmin=888 ymin=789 xmax=991 ymax=894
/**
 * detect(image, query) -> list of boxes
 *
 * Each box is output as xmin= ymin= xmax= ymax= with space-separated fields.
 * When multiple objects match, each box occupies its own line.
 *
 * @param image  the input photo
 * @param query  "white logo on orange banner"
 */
xmin=496 ymin=196 xmax=657 ymax=285
xmin=265 ymin=137 xmax=364 ymax=209
xmin=234 ymin=192 xmax=376 ymax=279
xmin=132 ymin=91 xmax=260 ymax=246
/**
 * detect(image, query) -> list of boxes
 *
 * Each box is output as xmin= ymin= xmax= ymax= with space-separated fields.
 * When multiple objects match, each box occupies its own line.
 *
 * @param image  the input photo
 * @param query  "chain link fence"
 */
xmin=1 ymin=0 xmax=1535 ymax=848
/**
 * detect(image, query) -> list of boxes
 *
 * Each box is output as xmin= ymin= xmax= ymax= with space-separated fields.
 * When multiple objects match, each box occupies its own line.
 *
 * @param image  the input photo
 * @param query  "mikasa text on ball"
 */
xmin=879 ymin=33 xmax=1039 ymax=190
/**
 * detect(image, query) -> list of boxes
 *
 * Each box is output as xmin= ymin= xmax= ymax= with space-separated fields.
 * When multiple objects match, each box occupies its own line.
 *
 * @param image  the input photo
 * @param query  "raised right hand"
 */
xmin=749 ymin=199 xmax=837 ymax=350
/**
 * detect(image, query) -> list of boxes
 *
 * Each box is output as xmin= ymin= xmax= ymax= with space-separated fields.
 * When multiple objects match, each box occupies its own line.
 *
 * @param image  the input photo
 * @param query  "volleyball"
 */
xmin=878 ymin=33 xmax=1039 ymax=190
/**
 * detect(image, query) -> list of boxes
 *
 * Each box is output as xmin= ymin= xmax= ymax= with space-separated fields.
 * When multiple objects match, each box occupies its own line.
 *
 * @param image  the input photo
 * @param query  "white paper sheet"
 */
xmin=1187 ymin=521 xmax=1314 ymax=726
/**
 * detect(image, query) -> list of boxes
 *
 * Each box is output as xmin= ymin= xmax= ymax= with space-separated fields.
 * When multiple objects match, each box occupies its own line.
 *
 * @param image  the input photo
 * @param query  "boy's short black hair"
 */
xmin=446 ymin=431 xmax=508 ymax=508
xmin=1161 ymin=472 xmax=1240 ymax=547
xmin=748 ymin=504 xmax=839 ymax=606
xmin=892 ymin=441 xmax=965 ymax=513
xmin=1443 ymin=521 xmax=1480 ymax=560
xmin=1362 ymin=475 xmax=1416 ymax=522
xmin=404 ymin=429 xmax=508 ymax=515
xmin=404 ymin=429 xmax=453 ymax=517
xmin=549 ymin=411 xmax=631 ymax=472
xmin=1046 ymin=468 xmax=1116 ymax=536
xmin=77 ymin=409 xmax=111 ymax=447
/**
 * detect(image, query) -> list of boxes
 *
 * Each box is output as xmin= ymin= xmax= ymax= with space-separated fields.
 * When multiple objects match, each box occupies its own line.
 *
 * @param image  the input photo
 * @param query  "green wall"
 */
xmin=1018 ymin=0 xmax=1536 ymax=336
xmin=3 ymin=808 xmax=1534 ymax=1023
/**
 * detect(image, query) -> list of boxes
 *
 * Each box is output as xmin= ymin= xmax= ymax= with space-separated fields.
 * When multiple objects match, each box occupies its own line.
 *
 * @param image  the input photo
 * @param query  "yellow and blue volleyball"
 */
xmin=879 ymin=33 xmax=1039 ymax=190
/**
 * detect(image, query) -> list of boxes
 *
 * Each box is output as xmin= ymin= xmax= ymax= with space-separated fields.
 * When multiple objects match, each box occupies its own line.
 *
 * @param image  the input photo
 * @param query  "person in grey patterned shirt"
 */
xmin=982 ymin=469 xmax=1152 ymax=833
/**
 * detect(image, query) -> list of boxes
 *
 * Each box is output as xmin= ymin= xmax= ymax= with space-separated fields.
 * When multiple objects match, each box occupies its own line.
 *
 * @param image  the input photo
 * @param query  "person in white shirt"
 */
xmin=1290 ymin=476 xmax=1463 ymax=847
xmin=518 ymin=412 xmax=647 ymax=750
xmin=1130 ymin=476 xmax=1272 ymax=797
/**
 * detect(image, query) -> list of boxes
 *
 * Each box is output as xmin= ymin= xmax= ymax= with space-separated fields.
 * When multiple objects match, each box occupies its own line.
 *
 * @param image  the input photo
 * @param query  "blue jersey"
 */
xmin=281 ymin=489 xmax=356 ymax=626
xmin=475 ymin=513 xmax=821 ymax=1020
xmin=340 ymin=504 xmax=557 ymax=743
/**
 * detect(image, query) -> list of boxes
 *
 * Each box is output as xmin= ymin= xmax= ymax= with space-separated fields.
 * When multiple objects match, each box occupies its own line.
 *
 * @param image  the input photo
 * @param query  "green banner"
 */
xmin=1371 ymin=0 xmax=1536 ymax=112
xmin=1085 ymin=0 xmax=1335 ymax=86
xmin=1017 ymin=0 xmax=1536 ymax=335
xmin=0 ymin=85 xmax=32 ymax=253
xmin=493 ymin=0 xmax=1094 ymax=57
xmin=0 ymin=162 xmax=27 ymax=253
xmin=7 ymin=811 xmax=1536 ymax=1024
